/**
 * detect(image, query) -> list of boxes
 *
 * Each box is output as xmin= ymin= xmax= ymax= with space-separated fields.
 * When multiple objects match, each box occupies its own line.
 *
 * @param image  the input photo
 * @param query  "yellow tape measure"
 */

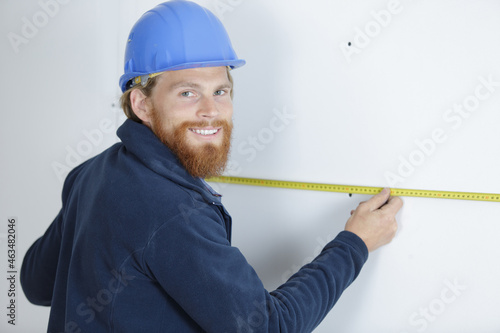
xmin=206 ymin=176 xmax=500 ymax=203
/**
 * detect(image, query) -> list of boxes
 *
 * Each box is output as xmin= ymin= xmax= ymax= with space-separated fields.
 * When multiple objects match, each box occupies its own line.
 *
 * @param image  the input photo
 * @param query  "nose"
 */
xmin=197 ymin=95 xmax=219 ymax=119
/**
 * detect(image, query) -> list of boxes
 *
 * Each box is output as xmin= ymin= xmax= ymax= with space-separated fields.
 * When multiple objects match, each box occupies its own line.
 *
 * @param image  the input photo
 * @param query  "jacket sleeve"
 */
xmin=20 ymin=163 xmax=85 ymax=306
xmin=20 ymin=210 xmax=63 ymax=306
xmin=142 ymin=204 xmax=368 ymax=333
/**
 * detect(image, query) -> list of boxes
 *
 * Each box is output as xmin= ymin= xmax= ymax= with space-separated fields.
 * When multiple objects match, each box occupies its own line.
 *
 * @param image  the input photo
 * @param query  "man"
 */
xmin=21 ymin=1 xmax=403 ymax=332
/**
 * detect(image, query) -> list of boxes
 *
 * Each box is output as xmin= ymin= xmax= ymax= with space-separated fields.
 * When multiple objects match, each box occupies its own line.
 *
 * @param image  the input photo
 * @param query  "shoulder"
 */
xmin=59 ymin=143 xmax=122 ymax=203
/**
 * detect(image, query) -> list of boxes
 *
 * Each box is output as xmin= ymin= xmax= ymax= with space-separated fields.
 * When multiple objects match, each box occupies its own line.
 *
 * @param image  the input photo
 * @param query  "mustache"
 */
xmin=178 ymin=119 xmax=232 ymax=129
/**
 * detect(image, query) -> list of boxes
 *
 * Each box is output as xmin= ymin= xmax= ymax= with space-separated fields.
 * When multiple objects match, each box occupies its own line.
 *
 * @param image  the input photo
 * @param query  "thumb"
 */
xmin=364 ymin=188 xmax=391 ymax=211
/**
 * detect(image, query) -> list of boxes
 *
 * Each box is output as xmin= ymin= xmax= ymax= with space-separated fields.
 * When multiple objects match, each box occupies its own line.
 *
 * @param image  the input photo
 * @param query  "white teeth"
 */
xmin=191 ymin=129 xmax=218 ymax=136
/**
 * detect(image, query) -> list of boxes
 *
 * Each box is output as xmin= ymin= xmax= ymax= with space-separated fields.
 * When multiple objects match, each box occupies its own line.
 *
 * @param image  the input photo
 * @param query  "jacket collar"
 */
xmin=117 ymin=119 xmax=222 ymax=204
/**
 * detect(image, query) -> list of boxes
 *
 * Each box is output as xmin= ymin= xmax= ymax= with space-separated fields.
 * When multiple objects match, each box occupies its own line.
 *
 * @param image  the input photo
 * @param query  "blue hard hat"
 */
xmin=119 ymin=0 xmax=246 ymax=92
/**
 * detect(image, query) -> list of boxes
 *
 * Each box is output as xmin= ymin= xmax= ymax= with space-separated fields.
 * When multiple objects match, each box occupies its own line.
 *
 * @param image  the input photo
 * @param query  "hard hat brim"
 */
xmin=119 ymin=58 xmax=246 ymax=92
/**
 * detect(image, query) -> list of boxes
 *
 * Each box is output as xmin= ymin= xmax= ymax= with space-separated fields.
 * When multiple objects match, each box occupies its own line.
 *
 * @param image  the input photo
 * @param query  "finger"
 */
xmin=364 ymin=188 xmax=391 ymax=211
xmin=380 ymin=195 xmax=404 ymax=214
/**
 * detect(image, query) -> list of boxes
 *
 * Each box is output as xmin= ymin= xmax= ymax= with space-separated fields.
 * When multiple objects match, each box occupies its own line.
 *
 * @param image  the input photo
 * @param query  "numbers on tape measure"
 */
xmin=206 ymin=176 xmax=500 ymax=202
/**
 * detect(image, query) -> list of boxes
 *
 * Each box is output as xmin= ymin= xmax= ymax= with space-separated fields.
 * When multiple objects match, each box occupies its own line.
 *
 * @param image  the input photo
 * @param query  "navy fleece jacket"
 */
xmin=21 ymin=119 xmax=369 ymax=332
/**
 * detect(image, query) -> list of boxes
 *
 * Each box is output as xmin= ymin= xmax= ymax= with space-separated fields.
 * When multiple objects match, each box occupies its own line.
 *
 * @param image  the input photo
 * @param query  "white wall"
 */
xmin=1 ymin=0 xmax=499 ymax=332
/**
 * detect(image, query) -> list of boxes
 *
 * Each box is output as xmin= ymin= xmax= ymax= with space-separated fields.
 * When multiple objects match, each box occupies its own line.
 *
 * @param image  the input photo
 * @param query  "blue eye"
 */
xmin=181 ymin=91 xmax=194 ymax=97
xmin=214 ymin=90 xmax=226 ymax=96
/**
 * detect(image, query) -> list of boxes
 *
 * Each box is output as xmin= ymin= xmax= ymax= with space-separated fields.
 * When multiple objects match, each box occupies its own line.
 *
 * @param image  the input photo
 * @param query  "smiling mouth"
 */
xmin=189 ymin=128 xmax=220 ymax=136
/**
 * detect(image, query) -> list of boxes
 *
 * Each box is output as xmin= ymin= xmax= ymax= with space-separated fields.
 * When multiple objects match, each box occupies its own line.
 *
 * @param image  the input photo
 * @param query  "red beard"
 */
xmin=150 ymin=110 xmax=232 ymax=178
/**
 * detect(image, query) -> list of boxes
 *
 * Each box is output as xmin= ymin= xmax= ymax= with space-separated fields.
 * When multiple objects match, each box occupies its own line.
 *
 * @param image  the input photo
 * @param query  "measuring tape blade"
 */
xmin=206 ymin=176 xmax=500 ymax=203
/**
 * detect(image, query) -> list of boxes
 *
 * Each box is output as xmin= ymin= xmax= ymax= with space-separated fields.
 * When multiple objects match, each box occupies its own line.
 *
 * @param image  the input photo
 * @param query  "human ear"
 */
xmin=130 ymin=89 xmax=153 ymax=128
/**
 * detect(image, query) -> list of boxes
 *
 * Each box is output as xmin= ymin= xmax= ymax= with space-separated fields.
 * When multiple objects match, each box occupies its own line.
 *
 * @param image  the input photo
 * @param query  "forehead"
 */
xmin=157 ymin=66 xmax=231 ymax=90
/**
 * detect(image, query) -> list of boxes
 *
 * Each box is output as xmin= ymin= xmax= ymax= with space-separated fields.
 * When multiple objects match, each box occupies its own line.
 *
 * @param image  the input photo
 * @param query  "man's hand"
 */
xmin=344 ymin=188 xmax=403 ymax=252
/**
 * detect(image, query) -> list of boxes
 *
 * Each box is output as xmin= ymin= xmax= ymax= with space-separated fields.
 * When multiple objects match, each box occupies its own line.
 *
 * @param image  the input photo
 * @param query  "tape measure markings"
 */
xmin=206 ymin=176 xmax=500 ymax=203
